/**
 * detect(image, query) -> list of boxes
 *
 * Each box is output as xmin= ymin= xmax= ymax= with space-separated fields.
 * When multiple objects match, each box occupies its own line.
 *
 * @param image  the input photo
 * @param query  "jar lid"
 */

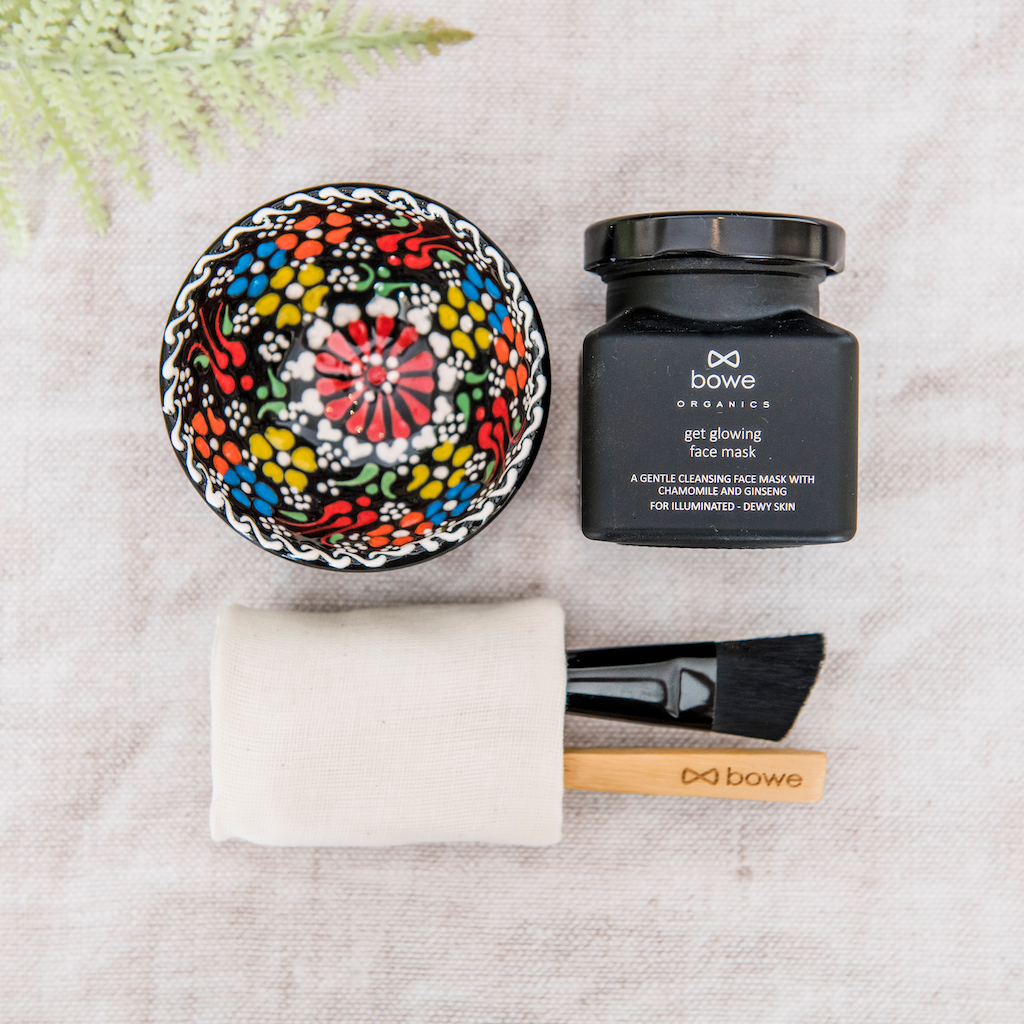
xmin=584 ymin=211 xmax=845 ymax=274
xmin=161 ymin=184 xmax=549 ymax=571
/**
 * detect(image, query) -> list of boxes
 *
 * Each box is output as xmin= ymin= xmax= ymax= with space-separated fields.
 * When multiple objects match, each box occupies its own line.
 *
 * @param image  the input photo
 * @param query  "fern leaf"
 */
xmin=124 ymin=0 xmax=174 ymax=58
xmin=65 ymin=0 xmax=123 ymax=52
xmin=194 ymin=58 xmax=259 ymax=144
xmin=0 ymin=0 xmax=33 ymax=29
xmin=14 ymin=52 xmax=108 ymax=230
xmin=251 ymin=0 xmax=289 ymax=46
xmin=37 ymin=62 xmax=100 ymax=158
xmin=248 ymin=49 xmax=300 ymax=113
xmin=298 ymin=0 xmax=329 ymax=38
xmin=10 ymin=0 xmax=73 ymax=53
xmin=165 ymin=0 xmax=195 ymax=50
xmin=191 ymin=0 xmax=235 ymax=58
xmin=127 ymin=61 xmax=202 ymax=168
xmin=0 ymin=0 xmax=475 ymax=253
xmin=91 ymin=68 xmax=149 ymax=195
xmin=328 ymin=52 xmax=357 ymax=89
xmin=351 ymin=45 xmax=378 ymax=77
xmin=0 ymin=144 xmax=30 ymax=255
xmin=348 ymin=4 xmax=372 ymax=35
xmin=230 ymin=0 xmax=258 ymax=41
xmin=296 ymin=45 xmax=339 ymax=102
xmin=154 ymin=61 xmax=221 ymax=162
xmin=324 ymin=0 xmax=346 ymax=31
xmin=0 ymin=71 xmax=38 ymax=160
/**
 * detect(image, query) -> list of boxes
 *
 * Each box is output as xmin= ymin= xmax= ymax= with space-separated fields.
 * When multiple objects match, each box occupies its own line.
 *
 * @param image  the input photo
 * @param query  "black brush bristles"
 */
xmin=712 ymin=634 xmax=826 ymax=741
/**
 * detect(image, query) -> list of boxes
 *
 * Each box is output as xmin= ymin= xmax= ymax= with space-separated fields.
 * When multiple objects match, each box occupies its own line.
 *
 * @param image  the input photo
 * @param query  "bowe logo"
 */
xmin=680 ymin=766 xmax=803 ymax=788
xmin=691 ymin=350 xmax=755 ymax=390
xmin=707 ymin=349 xmax=740 ymax=368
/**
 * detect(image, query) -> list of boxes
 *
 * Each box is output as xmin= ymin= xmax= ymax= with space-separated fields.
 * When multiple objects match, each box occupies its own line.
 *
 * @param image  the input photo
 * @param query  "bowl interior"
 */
xmin=161 ymin=185 xmax=549 ymax=570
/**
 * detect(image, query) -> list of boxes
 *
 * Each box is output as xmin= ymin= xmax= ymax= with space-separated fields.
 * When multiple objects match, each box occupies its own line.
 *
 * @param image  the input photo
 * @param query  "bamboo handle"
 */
xmin=563 ymin=748 xmax=826 ymax=803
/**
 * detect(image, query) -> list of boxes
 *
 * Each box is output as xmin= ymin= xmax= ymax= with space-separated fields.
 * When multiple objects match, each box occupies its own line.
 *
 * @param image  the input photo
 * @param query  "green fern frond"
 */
xmin=0 ymin=0 xmax=33 ymax=29
xmin=0 ymin=0 xmax=473 ymax=253
xmin=64 ymin=0 xmax=123 ymax=53
xmin=0 ymin=145 xmax=30 ymax=254
xmin=251 ymin=1 xmax=290 ymax=47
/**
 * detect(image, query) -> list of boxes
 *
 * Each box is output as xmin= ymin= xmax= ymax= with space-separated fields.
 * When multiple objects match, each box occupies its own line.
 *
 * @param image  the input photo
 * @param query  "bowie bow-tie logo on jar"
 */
xmin=161 ymin=184 xmax=550 ymax=571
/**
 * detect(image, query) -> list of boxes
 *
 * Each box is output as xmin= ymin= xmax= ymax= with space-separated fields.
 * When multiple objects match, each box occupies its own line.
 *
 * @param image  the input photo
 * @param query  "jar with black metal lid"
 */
xmin=580 ymin=211 xmax=857 ymax=548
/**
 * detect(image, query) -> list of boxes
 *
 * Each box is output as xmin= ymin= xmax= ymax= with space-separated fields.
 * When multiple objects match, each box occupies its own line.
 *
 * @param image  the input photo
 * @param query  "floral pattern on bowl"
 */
xmin=161 ymin=184 xmax=549 ymax=570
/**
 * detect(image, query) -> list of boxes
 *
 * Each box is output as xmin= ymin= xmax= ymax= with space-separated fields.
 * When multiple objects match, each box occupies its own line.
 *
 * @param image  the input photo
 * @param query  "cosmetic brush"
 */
xmin=565 ymin=633 xmax=824 ymax=741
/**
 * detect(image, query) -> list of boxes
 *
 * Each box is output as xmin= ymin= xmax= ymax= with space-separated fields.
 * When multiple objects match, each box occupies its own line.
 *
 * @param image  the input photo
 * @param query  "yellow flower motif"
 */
xmin=407 ymin=465 xmax=431 ymax=491
xmin=276 ymin=304 xmax=301 ymax=327
xmin=298 ymin=266 xmax=324 ymax=286
xmin=252 ymin=262 xmax=326 ymax=327
xmin=302 ymin=285 xmax=329 ymax=312
xmin=249 ymin=434 xmax=273 ymax=460
xmin=248 ymin=428 xmax=317 ymax=492
xmin=437 ymin=285 xmax=491 ymax=356
xmin=419 ymin=441 xmax=476 ymax=490
xmin=452 ymin=330 xmax=475 ymax=357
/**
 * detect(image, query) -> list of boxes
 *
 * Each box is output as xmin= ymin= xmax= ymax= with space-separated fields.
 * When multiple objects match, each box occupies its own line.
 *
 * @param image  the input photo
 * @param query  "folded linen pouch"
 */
xmin=210 ymin=599 xmax=566 ymax=846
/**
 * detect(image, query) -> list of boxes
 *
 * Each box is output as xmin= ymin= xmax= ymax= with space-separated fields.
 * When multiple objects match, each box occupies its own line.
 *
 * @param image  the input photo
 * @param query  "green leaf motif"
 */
xmin=0 ymin=0 xmax=473 ymax=252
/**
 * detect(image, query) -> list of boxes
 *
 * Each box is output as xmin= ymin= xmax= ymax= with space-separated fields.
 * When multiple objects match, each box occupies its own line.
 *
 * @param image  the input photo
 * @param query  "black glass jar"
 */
xmin=580 ymin=211 xmax=857 ymax=548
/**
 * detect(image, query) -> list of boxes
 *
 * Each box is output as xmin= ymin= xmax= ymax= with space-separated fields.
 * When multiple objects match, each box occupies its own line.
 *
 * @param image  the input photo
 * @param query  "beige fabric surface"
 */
xmin=210 ymin=601 xmax=566 ymax=846
xmin=2 ymin=1 xmax=1023 ymax=1021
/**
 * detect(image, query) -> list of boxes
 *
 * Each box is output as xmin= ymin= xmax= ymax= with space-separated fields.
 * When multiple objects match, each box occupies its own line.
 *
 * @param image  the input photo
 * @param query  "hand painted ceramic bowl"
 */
xmin=161 ymin=184 xmax=549 ymax=570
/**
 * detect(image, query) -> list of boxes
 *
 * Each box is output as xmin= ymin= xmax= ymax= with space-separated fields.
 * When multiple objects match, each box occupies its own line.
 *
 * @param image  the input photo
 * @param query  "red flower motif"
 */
xmin=376 ymin=221 xmax=462 ymax=269
xmin=315 ymin=317 xmax=435 ymax=442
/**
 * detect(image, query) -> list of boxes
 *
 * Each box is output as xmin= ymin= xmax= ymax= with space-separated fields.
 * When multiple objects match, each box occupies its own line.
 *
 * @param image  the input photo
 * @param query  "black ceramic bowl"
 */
xmin=160 ymin=184 xmax=549 ymax=570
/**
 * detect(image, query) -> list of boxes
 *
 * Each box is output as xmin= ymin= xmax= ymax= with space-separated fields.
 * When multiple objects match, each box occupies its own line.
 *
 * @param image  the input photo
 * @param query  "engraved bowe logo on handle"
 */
xmin=679 ymin=766 xmax=804 ymax=788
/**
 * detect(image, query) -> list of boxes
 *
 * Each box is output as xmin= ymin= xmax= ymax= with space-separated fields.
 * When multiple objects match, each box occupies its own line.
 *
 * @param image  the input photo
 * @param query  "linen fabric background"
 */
xmin=2 ymin=1 xmax=1022 ymax=1021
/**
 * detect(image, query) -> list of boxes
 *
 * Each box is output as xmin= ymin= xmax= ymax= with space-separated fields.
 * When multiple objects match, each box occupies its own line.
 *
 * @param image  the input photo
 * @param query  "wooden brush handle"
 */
xmin=563 ymin=748 xmax=826 ymax=803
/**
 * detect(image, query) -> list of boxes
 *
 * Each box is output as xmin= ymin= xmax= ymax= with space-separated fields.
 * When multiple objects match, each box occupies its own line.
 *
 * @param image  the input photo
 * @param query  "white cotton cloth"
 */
xmin=209 ymin=599 xmax=566 ymax=846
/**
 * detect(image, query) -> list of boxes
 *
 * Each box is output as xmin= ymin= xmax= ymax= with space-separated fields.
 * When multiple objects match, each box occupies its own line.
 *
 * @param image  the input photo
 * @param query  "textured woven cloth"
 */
xmin=2 ymin=1 xmax=1023 ymax=1021
xmin=210 ymin=601 xmax=566 ymax=846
